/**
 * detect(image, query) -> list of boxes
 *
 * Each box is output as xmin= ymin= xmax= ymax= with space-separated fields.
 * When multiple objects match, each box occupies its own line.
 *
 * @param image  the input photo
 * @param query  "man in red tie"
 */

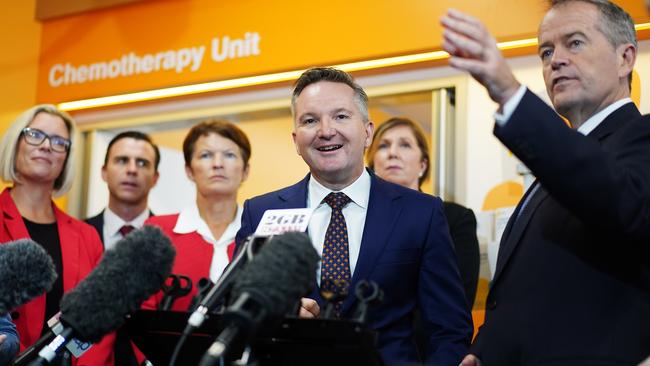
xmin=85 ymin=131 xmax=160 ymax=250
xmin=84 ymin=131 xmax=160 ymax=366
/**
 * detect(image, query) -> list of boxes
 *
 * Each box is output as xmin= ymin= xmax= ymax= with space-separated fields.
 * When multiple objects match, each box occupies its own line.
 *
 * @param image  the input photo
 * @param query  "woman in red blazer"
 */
xmin=144 ymin=119 xmax=251 ymax=311
xmin=0 ymin=105 xmax=114 ymax=365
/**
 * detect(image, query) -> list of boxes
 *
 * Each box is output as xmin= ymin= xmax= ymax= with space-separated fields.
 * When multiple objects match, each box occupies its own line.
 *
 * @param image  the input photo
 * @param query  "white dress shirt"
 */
xmin=173 ymin=204 xmax=242 ymax=282
xmin=103 ymin=207 xmax=151 ymax=250
xmin=307 ymin=169 xmax=371 ymax=285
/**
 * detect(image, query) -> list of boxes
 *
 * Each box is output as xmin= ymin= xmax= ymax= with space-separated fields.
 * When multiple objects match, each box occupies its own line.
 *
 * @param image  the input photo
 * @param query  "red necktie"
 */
xmin=119 ymin=224 xmax=135 ymax=237
xmin=320 ymin=192 xmax=352 ymax=317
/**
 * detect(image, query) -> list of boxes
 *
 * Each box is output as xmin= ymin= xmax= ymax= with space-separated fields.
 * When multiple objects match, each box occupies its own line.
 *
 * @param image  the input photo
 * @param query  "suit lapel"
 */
xmin=341 ymin=175 xmax=402 ymax=314
xmin=277 ymin=174 xmax=310 ymax=207
xmin=0 ymin=189 xmax=29 ymax=242
xmin=492 ymin=182 xmax=548 ymax=284
xmin=491 ymin=102 xmax=639 ymax=285
xmin=587 ymin=101 xmax=640 ymax=142
xmin=276 ymin=175 xmax=328 ymax=304
xmin=498 ymin=180 xmax=539 ymax=249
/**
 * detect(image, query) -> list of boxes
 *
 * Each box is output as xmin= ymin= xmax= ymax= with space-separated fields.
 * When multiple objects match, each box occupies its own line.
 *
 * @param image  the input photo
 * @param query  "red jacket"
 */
xmin=143 ymin=214 xmax=235 ymax=311
xmin=0 ymin=189 xmax=114 ymax=366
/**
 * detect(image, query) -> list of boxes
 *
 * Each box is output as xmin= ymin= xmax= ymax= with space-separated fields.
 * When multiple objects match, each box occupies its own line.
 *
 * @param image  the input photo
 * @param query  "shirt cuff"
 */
xmin=494 ymin=85 xmax=527 ymax=126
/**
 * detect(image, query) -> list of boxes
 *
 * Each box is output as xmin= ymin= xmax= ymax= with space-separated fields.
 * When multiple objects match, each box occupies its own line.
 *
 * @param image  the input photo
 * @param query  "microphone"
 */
xmin=30 ymin=226 xmax=175 ymax=365
xmin=199 ymin=232 xmax=319 ymax=366
xmin=0 ymin=239 xmax=57 ymax=314
xmin=187 ymin=234 xmax=268 ymax=330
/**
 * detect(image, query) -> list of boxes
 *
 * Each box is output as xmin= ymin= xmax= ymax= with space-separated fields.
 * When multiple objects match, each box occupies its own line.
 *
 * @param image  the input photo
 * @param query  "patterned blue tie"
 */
xmin=320 ymin=192 xmax=352 ymax=317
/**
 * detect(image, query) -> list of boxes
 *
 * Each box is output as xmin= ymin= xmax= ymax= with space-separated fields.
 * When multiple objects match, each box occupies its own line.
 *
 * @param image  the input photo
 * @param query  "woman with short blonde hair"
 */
xmin=0 ymin=105 xmax=113 ymax=365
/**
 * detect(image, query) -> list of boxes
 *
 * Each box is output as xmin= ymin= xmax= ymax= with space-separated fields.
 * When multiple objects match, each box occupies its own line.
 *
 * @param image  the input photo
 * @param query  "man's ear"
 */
xmin=365 ymin=121 xmax=375 ymax=148
xmin=618 ymin=43 xmax=637 ymax=81
xmin=292 ymin=131 xmax=301 ymax=156
xmin=152 ymin=171 xmax=160 ymax=187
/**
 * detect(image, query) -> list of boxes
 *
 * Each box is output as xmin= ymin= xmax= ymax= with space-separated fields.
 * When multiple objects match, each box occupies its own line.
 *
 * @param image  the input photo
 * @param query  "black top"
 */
xmin=22 ymin=217 xmax=63 ymax=335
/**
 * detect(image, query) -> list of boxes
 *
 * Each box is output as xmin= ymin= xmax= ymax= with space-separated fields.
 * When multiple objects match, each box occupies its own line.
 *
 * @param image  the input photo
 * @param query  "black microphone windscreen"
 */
xmin=59 ymin=226 xmax=176 ymax=343
xmin=230 ymin=232 xmax=319 ymax=317
xmin=0 ymin=239 xmax=57 ymax=313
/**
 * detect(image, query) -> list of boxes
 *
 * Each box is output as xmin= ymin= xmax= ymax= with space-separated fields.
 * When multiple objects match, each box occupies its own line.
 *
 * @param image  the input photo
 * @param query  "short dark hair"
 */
xmin=291 ymin=67 xmax=369 ymax=122
xmin=183 ymin=119 xmax=251 ymax=167
xmin=104 ymin=131 xmax=161 ymax=171
xmin=549 ymin=0 xmax=637 ymax=88
xmin=367 ymin=117 xmax=430 ymax=188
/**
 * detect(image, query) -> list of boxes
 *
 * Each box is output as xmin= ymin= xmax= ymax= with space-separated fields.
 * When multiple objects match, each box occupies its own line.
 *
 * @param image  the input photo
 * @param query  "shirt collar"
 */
xmin=577 ymin=98 xmax=633 ymax=136
xmin=173 ymin=204 xmax=242 ymax=246
xmin=308 ymin=169 xmax=371 ymax=209
xmin=104 ymin=207 xmax=151 ymax=237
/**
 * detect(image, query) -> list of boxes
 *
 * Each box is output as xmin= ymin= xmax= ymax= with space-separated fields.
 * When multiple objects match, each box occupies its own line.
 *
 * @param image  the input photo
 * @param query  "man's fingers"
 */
xmin=440 ymin=14 xmax=487 ymax=46
xmin=447 ymin=8 xmax=483 ymax=27
xmin=448 ymin=56 xmax=486 ymax=76
xmin=459 ymin=354 xmax=481 ymax=366
xmin=298 ymin=307 xmax=316 ymax=318
xmin=299 ymin=298 xmax=320 ymax=318
xmin=443 ymin=30 xmax=484 ymax=59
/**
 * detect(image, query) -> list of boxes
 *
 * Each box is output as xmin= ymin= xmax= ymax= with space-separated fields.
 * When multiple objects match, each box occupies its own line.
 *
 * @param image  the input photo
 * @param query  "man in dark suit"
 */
xmin=235 ymin=67 xmax=472 ymax=365
xmin=85 ymin=131 xmax=160 ymax=248
xmin=442 ymin=1 xmax=650 ymax=365
xmin=85 ymin=131 xmax=160 ymax=366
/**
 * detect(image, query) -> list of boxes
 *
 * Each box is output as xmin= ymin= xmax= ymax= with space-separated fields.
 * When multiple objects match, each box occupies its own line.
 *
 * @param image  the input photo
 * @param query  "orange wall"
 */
xmin=0 ymin=2 xmax=41 ymax=192
xmin=0 ymin=2 xmax=40 ymax=129
xmin=0 ymin=2 xmax=68 ymax=208
xmin=35 ymin=0 xmax=650 ymax=104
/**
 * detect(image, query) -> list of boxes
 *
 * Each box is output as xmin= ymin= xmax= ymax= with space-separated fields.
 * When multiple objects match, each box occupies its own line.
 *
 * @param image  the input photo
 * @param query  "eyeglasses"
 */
xmin=21 ymin=127 xmax=71 ymax=153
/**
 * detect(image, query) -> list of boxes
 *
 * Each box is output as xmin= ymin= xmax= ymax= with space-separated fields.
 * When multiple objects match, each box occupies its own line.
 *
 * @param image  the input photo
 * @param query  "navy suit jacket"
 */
xmin=235 ymin=171 xmax=472 ymax=365
xmin=0 ymin=313 xmax=18 ymax=366
xmin=472 ymin=91 xmax=650 ymax=365
xmin=85 ymin=211 xmax=105 ymax=244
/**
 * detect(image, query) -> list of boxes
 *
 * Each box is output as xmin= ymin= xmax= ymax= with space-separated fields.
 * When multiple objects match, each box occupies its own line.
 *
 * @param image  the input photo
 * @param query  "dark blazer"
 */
xmin=443 ymin=201 xmax=480 ymax=308
xmin=472 ymin=91 xmax=650 ymax=365
xmin=0 ymin=313 xmax=18 ymax=365
xmin=85 ymin=210 xmax=105 ymax=243
xmin=235 ymin=171 xmax=473 ymax=365
xmin=85 ymin=208 xmax=154 ymax=366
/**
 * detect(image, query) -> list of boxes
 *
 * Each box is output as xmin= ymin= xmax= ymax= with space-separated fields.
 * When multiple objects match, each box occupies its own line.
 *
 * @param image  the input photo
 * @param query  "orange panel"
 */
xmin=36 ymin=0 xmax=650 ymax=104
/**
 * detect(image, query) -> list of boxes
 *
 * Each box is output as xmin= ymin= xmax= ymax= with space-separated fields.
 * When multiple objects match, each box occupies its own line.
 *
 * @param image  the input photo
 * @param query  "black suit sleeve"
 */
xmin=443 ymin=202 xmax=480 ymax=308
xmin=494 ymin=90 xmax=650 ymax=242
xmin=235 ymin=199 xmax=254 ymax=252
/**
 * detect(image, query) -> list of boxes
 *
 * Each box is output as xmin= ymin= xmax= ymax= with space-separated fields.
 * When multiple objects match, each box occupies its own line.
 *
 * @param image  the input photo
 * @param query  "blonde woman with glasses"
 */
xmin=0 ymin=105 xmax=114 ymax=365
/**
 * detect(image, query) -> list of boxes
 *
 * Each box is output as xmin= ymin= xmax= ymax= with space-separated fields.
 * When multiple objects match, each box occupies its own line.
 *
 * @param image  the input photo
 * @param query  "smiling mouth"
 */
xmin=316 ymin=145 xmax=342 ymax=152
xmin=553 ymin=77 xmax=572 ymax=87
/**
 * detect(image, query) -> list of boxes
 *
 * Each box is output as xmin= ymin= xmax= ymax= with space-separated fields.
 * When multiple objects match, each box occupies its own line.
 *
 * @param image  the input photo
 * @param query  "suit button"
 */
xmin=487 ymin=300 xmax=497 ymax=310
xmin=10 ymin=311 xmax=19 ymax=320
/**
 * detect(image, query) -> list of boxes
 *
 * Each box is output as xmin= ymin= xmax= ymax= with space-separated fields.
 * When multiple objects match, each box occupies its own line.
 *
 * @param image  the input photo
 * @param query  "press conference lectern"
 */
xmin=126 ymin=310 xmax=384 ymax=366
